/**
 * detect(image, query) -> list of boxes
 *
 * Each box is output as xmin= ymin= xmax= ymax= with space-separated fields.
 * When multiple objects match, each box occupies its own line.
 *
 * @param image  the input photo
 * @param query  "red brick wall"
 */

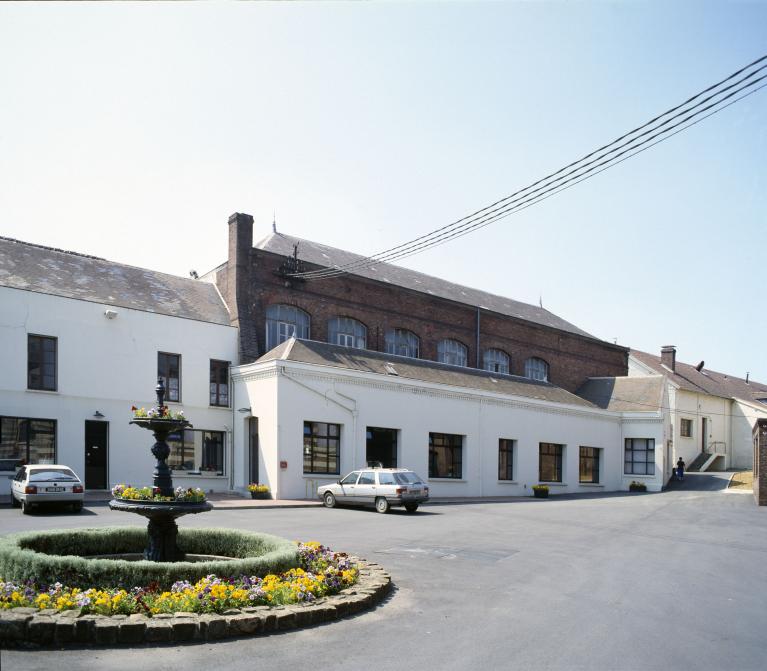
xmin=754 ymin=419 xmax=767 ymax=506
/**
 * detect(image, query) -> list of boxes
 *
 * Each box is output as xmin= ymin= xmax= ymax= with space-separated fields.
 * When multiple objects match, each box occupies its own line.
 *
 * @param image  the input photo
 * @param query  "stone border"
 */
xmin=0 ymin=558 xmax=391 ymax=648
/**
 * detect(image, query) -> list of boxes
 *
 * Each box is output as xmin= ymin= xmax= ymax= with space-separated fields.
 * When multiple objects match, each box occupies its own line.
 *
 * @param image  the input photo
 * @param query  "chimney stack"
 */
xmin=661 ymin=345 xmax=676 ymax=372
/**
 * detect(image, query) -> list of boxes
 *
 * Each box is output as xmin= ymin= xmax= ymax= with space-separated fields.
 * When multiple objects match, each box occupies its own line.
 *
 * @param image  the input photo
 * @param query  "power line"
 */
xmin=291 ymin=54 xmax=767 ymax=280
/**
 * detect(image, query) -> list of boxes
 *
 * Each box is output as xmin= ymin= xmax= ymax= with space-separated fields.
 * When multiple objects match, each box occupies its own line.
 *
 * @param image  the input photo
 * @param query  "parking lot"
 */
xmin=3 ymin=472 xmax=766 ymax=671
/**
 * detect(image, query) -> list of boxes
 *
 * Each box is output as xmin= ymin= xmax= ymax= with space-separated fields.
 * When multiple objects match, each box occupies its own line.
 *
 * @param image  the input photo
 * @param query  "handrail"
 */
xmin=706 ymin=441 xmax=726 ymax=454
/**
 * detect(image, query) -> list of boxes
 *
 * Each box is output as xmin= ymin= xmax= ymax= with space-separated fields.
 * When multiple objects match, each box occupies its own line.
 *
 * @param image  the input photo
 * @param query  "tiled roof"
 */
xmin=255 ymin=232 xmax=617 ymax=344
xmin=256 ymin=338 xmax=598 ymax=408
xmin=630 ymin=349 xmax=767 ymax=405
xmin=576 ymin=375 xmax=665 ymax=412
xmin=0 ymin=236 xmax=231 ymax=325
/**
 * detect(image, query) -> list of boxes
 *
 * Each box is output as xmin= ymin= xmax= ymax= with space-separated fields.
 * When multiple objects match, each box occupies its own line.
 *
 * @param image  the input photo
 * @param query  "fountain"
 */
xmin=108 ymin=379 xmax=212 ymax=561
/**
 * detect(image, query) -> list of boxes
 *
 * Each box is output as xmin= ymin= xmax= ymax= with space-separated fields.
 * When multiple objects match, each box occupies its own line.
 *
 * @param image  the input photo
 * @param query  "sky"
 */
xmin=0 ymin=1 xmax=765 ymax=380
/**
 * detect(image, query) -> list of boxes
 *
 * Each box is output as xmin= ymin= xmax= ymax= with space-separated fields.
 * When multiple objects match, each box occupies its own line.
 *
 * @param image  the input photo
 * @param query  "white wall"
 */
xmin=732 ymin=400 xmax=767 ymax=469
xmin=0 ymin=286 xmax=238 ymax=493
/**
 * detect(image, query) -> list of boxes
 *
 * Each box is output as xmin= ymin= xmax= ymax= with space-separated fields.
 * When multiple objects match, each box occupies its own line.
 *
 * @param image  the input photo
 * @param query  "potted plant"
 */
xmin=247 ymin=483 xmax=271 ymax=500
xmin=532 ymin=484 xmax=549 ymax=499
xmin=629 ymin=480 xmax=647 ymax=492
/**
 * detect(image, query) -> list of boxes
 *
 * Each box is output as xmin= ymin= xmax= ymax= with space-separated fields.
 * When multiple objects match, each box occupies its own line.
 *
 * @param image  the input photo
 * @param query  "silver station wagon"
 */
xmin=11 ymin=464 xmax=85 ymax=514
xmin=318 ymin=468 xmax=429 ymax=513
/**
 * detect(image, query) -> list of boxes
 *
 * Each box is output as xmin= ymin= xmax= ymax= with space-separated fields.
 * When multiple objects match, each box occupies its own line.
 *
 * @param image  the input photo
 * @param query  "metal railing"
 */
xmin=706 ymin=441 xmax=727 ymax=455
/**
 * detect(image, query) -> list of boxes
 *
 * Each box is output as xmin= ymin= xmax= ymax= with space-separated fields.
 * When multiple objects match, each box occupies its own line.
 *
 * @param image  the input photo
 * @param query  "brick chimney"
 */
xmin=224 ymin=213 xmax=259 ymax=364
xmin=661 ymin=345 xmax=676 ymax=372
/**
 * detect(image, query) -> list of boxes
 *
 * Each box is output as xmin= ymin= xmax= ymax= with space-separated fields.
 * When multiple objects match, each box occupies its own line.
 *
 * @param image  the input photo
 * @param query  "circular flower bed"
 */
xmin=0 ymin=528 xmax=298 ymax=590
xmin=1 ymin=543 xmax=357 ymax=616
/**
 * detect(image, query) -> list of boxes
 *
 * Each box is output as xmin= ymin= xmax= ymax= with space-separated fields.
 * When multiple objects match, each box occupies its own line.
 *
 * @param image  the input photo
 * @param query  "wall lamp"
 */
xmin=93 ymin=411 xmax=105 ymax=418
xmin=104 ymin=309 xmax=118 ymax=320
xmin=237 ymin=407 xmax=252 ymax=414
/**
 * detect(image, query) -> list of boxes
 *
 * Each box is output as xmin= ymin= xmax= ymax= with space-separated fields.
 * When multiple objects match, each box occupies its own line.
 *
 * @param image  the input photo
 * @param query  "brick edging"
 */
xmin=0 ymin=558 xmax=391 ymax=648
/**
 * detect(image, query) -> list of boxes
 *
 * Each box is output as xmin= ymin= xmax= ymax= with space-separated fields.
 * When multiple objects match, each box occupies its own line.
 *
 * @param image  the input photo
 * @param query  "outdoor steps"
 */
xmin=687 ymin=452 xmax=709 ymax=472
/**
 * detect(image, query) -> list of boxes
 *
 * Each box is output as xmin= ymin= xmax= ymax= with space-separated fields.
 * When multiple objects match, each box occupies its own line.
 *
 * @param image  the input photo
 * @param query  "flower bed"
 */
xmin=0 ymin=543 xmax=356 ymax=616
xmin=131 ymin=405 xmax=186 ymax=421
xmin=111 ymin=484 xmax=206 ymax=503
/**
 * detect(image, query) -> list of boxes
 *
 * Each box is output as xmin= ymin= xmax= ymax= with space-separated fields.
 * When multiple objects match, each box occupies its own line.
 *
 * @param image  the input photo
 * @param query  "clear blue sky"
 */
xmin=1 ymin=2 xmax=765 ymax=380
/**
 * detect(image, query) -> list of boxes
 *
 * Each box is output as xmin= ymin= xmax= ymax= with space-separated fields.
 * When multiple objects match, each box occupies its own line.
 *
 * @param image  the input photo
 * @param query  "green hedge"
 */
xmin=0 ymin=527 xmax=298 ymax=589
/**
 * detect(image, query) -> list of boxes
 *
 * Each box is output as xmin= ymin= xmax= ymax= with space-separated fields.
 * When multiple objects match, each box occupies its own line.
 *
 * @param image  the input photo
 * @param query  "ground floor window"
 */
xmin=539 ymin=443 xmax=563 ymax=482
xmin=625 ymin=438 xmax=655 ymax=475
xmin=167 ymin=429 xmax=225 ymax=475
xmin=303 ymin=422 xmax=340 ymax=474
xmin=366 ymin=427 xmax=397 ymax=468
xmin=498 ymin=438 xmax=515 ymax=480
xmin=579 ymin=446 xmax=600 ymax=483
xmin=429 ymin=432 xmax=463 ymax=479
xmin=0 ymin=416 xmax=56 ymax=470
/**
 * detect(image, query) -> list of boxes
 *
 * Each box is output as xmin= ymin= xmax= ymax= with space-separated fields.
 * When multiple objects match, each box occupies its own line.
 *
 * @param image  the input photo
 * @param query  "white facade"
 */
xmin=0 ymin=286 xmax=238 ymax=495
xmin=232 ymin=354 xmax=668 ymax=498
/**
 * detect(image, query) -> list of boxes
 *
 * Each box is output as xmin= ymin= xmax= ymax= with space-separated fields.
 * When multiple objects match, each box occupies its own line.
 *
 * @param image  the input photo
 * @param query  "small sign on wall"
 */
xmin=280 ymin=461 xmax=288 ymax=470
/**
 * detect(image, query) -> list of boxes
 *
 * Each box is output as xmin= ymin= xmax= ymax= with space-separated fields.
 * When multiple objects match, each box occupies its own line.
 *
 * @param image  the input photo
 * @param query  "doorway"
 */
xmin=248 ymin=417 xmax=259 ymax=484
xmin=84 ymin=420 xmax=108 ymax=490
xmin=366 ymin=427 xmax=397 ymax=468
xmin=702 ymin=417 xmax=708 ymax=453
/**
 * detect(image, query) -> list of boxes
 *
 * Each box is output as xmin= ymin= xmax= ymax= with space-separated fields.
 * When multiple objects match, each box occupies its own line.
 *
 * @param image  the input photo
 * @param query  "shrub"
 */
xmin=248 ymin=484 xmax=270 ymax=494
xmin=0 ymin=527 xmax=298 ymax=590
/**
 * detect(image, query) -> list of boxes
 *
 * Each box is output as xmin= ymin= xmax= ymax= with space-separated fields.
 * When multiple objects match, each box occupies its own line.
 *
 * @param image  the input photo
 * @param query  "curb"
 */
xmin=0 ymin=558 xmax=391 ymax=648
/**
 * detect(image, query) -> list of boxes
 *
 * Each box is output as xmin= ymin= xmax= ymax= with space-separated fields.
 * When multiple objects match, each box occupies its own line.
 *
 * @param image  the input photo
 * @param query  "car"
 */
xmin=318 ymin=468 xmax=429 ymax=513
xmin=11 ymin=464 xmax=85 ymax=514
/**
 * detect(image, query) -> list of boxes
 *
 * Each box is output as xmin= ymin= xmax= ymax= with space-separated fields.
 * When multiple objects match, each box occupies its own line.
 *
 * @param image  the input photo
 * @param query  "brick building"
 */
xmin=203 ymin=213 xmax=628 ymax=393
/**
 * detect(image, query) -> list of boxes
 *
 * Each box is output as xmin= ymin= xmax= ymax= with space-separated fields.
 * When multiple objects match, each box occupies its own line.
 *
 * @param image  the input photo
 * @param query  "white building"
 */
xmin=0 ymin=237 xmax=238 ymax=495
xmin=629 ymin=347 xmax=767 ymax=471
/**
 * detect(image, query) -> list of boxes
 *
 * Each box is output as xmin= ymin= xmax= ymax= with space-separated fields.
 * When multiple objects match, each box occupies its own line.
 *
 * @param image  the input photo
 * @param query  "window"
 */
xmin=385 ymin=328 xmax=420 ymax=358
xmin=303 ymin=421 xmax=340 ymax=474
xmin=378 ymin=471 xmax=395 ymax=485
xmin=340 ymin=472 xmax=359 ymax=485
xmin=498 ymin=439 xmax=515 ymax=480
xmin=328 ymin=317 xmax=367 ymax=349
xmin=539 ymin=443 xmax=563 ymax=482
xmin=0 ymin=417 xmax=56 ymax=469
xmin=266 ymin=305 xmax=310 ymax=351
xmin=167 ymin=429 xmax=225 ymax=474
xmin=158 ymin=352 xmax=181 ymax=402
xmin=625 ymin=438 xmax=655 ymax=475
xmin=27 ymin=335 xmax=57 ymax=391
xmin=209 ymin=360 xmax=230 ymax=407
xmin=525 ymin=357 xmax=549 ymax=382
xmin=437 ymin=339 xmax=468 ymax=367
xmin=680 ymin=419 xmax=693 ymax=438
xmin=429 ymin=432 xmax=463 ymax=479
xmin=579 ymin=446 xmax=600 ymax=483
xmin=484 ymin=349 xmax=510 ymax=374
xmin=358 ymin=471 xmax=375 ymax=485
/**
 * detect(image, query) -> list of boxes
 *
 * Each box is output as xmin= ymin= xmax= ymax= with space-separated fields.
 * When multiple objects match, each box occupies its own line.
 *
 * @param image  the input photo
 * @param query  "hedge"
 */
xmin=0 ymin=527 xmax=298 ymax=589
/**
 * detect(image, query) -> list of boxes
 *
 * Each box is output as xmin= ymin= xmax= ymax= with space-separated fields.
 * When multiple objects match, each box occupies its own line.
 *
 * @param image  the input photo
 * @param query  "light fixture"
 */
xmin=104 ymin=309 xmax=118 ymax=319
xmin=237 ymin=407 xmax=252 ymax=414
xmin=93 ymin=411 xmax=105 ymax=418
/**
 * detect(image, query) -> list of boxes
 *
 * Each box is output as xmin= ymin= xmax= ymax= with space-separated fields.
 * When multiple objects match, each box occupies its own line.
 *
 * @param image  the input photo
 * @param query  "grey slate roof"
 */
xmin=0 ymin=236 xmax=231 ymax=325
xmin=257 ymin=338 xmax=598 ymax=408
xmin=576 ymin=375 xmax=665 ymax=412
xmin=255 ymin=232 xmax=607 ymax=342
xmin=630 ymin=349 xmax=767 ymax=405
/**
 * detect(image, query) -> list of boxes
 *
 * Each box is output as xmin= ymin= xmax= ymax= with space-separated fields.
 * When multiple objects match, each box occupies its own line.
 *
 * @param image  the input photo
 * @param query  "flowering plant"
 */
xmin=111 ymin=484 xmax=206 ymax=503
xmin=131 ymin=405 xmax=186 ymax=421
xmin=0 ymin=542 xmax=358 ymax=615
xmin=247 ymin=483 xmax=270 ymax=494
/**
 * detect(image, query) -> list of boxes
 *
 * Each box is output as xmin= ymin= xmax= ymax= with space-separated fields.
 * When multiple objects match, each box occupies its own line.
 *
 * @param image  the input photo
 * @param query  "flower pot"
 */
xmin=250 ymin=491 xmax=270 ymax=500
xmin=533 ymin=488 xmax=549 ymax=499
xmin=629 ymin=485 xmax=646 ymax=493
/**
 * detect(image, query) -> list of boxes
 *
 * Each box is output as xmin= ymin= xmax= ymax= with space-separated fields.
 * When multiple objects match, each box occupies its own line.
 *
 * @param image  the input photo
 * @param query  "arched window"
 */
xmin=385 ymin=328 xmax=420 ymax=358
xmin=483 ymin=349 xmax=510 ymax=374
xmin=265 ymin=304 xmax=310 ymax=351
xmin=328 ymin=317 xmax=367 ymax=349
xmin=525 ymin=357 xmax=549 ymax=382
xmin=437 ymin=339 xmax=468 ymax=367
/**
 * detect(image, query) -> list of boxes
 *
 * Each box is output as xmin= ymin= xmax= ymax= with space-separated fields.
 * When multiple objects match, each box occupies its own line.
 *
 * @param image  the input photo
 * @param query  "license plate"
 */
xmin=409 ymin=489 xmax=421 ymax=496
xmin=46 ymin=487 xmax=65 ymax=492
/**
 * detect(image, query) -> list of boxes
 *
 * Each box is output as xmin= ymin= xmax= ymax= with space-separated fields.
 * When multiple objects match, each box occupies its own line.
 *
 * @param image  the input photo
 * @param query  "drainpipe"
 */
xmin=475 ymin=307 xmax=481 ymax=368
xmin=229 ymin=365 xmax=236 ymax=492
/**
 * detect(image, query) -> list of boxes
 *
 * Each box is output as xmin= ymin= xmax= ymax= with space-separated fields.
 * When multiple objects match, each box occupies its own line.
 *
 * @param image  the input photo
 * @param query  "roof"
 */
xmin=576 ymin=375 xmax=665 ymax=412
xmin=255 ymin=232 xmax=616 ymax=344
xmin=256 ymin=338 xmax=598 ymax=408
xmin=0 ymin=236 xmax=231 ymax=325
xmin=630 ymin=349 xmax=767 ymax=405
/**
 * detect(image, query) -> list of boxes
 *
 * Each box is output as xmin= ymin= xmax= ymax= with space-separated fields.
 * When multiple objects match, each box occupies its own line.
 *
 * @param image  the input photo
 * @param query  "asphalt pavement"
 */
xmin=3 ymin=472 xmax=766 ymax=671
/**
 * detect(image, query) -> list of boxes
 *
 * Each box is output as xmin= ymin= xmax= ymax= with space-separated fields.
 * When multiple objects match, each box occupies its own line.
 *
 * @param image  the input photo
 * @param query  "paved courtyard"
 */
xmin=3 ymin=472 xmax=766 ymax=671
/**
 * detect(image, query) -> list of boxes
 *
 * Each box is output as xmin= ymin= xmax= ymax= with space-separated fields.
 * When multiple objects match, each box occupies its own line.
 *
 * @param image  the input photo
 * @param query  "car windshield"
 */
xmin=29 ymin=469 xmax=78 ymax=482
xmin=393 ymin=472 xmax=423 ymax=485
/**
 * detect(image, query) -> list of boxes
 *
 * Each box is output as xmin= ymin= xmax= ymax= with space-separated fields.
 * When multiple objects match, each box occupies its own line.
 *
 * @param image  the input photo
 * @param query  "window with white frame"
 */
xmin=539 ymin=443 xmax=563 ymax=482
xmin=525 ymin=357 xmax=549 ymax=381
xmin=579 ymin=446 xmax=600 ymax=483
xmin=265 ymin=305 xmax=310 ymax=351
xmin=484 ymin=349 xmax=510 ymax=374
xmin=385 ymin=328 xmax=420 ymax=358
xmin=498 ymin=438 xmax=515 ymax=480
xmin=327 ymin=317 xmax=367 ymax=349
xmin=624 ymin=438 xmax=655 ymax=475
xmin=437 ymin=339 xmax=468 ymax=367
xmin=680 ymin=419 xmax=693 ymax=438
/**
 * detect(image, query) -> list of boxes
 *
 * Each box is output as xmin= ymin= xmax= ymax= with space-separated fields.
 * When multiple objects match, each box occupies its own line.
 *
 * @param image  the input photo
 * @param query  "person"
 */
xmin=676 ymin=457 xmax=686 ymax=481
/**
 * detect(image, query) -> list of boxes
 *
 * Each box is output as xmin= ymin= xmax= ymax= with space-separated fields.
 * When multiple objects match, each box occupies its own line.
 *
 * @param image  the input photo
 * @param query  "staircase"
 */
xmin=687 ymin=443 xmax=727 ymax=472
xmin=687 ymin=452 xmax=710 ymax=472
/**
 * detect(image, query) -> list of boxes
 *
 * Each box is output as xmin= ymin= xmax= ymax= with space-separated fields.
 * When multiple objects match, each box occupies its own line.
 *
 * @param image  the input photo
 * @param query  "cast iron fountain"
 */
xmin=109 ymin=379 xmax=212 ymax=561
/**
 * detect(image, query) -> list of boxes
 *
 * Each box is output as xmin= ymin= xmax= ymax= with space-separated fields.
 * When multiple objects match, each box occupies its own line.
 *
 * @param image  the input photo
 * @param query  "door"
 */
xmin=366 ymin=427 xmax=398 ymax=468
xmin=702 ymin=417 xmax=708 ymax=453
xmin=84 ymin=421 xmax=108 ymax=490
xmin=355 ymin=470 xmax=377 ymax=504
xmin=248 ymin=417 xmax=259 ymax=485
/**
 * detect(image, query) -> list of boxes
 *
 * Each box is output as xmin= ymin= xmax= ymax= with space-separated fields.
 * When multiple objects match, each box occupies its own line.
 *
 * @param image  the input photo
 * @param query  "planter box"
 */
xmin=532 ymin=488 xmax=549 ymax=499
xmin=249 ymin=491 xmax=271 ymax=500
xmin=629 ymin=484 xmax=647 ymax=493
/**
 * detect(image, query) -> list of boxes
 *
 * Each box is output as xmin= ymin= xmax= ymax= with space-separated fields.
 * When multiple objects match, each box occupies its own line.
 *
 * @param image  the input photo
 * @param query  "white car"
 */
xmin=318 ymin=468 xmax=429 ymax=514
xmin=11 ymin=464 xmax=85 ymax=514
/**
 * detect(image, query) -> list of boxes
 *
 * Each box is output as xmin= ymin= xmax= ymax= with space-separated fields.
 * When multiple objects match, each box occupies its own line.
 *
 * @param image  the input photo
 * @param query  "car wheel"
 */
xmin=20 ymin=499 xmax=31 ymax=515
xmin=375 ymin=497 xmax=390 ymax=514
xmin=404 ymin=503 xmax=419 ymax=513
xmin=72 ymin=502 xmax=83 ymax=513
xmin=323 ymin=491 xmax=337 ymax=509
xmin=11 ymin=494 xmax=21 ymax=509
